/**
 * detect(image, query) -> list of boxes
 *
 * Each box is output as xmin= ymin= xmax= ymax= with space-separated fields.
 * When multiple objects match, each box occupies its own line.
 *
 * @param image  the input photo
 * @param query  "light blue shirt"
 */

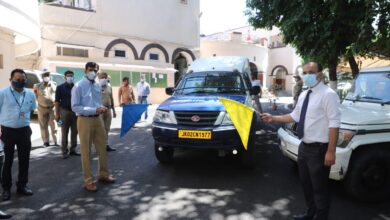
xmin=136 ymin=81 xmax=150 ymax=97
xmin=0 ymin=86 xmax=36 ymax=128
xmin=71 ymin=77 xmax=102 ymax=116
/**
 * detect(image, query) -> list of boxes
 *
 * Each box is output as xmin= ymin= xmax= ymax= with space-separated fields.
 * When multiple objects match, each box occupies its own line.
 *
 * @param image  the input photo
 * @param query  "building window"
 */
xmin=180 ymin=0 xmax=188 ymax=5
xmin=149 ymin=53 xmax=159 ymax=61
xmin=114 ymin=50 xmax=126 ymax=58
xmin=57 ymin=46 xmax=89 ymax=58
xmin=0 ymin=54 xmax=3 ymax=69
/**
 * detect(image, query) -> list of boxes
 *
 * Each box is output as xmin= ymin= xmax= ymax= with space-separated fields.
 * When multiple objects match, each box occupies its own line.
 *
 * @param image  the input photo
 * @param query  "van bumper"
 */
xmin=152 ymin=122 xmax=244 ymax=150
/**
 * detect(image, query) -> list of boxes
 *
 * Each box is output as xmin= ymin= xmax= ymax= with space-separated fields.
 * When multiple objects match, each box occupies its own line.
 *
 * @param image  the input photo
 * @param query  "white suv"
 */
xmin=277 ymin=66 xmax=390 ymax=201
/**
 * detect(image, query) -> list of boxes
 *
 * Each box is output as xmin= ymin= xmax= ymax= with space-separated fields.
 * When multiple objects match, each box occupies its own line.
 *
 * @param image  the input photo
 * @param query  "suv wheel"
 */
xmin=154 ymin=144 xmax=174 ymax=164
xmin=344 ymin=149 xmax=390 ymax=201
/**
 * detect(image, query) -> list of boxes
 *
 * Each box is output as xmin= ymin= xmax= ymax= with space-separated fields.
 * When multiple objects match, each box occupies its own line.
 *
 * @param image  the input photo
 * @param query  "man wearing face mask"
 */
xmin=136 ymin=75 xmax=150 ymax=120
xmin=261 ymin=62 xmax=341 ymax=220
xmin=33 ymin=71 xmax=58 ymax=147
xmin=71 ymin=62 xmax=115 ymax=192
xmin=55 ymin=70 xmax=80 ymax=159
xmin=0 ymin=69 xmax=36 ymax=203
xmin=98 ymin=72 xmax=116 ymax=152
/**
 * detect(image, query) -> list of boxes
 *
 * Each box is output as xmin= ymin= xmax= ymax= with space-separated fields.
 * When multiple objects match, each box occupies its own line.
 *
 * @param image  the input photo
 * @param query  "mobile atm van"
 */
xmin=278 ymin=66 xmax=390 ymax=201
xmin=152 ymin=56 xmax=260 ymax=166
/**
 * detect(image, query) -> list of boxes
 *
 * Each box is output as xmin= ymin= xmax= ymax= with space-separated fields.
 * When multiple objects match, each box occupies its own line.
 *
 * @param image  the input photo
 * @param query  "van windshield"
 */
xmin=175 ymin=72 xmax=246 ymax=95
xmin=345 ymin=72 xmax=390 ymax=104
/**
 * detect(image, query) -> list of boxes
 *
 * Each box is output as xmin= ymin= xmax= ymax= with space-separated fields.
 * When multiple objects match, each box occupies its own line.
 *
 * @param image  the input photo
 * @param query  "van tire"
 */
xmin=154 ymin=144 xmax=174 ymax=164
xmin=344 ymin=149 xmax=390 ymax=201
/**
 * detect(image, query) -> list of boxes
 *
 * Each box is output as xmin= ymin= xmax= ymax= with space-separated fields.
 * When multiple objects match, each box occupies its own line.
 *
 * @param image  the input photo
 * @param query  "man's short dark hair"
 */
xmin=122 ymin=77 xmax=129 ymax=82
xmin=64 ymin=70 xmax=74 ymax=76
xmin=11 ymin=69 xmax=25 ymax=78
xmin=305 ymin=61 xmax=323 ymax=72
xmin=99 ymin=72 xmax=108 ymax=77
xmin=85 ymin=62 xmax=97 ymax=70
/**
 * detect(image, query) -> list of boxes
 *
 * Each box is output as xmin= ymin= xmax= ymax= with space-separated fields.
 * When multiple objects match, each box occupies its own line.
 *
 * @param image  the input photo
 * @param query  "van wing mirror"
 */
xmin=250 ymin=86 xmax=261 ymax=95
xmin=165 ymin=87 xmax=175 ymax=95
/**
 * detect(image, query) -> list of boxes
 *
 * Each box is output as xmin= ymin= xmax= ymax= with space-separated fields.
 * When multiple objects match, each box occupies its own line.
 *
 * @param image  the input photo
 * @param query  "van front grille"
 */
xmin=174 ymin=111 xmax=220 ymax=127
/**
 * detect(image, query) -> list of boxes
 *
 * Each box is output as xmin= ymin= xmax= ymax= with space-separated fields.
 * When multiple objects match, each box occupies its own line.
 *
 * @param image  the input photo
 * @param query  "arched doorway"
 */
xmin=271 ymin=65 xmax=288 ymax=91
xmin=174 ymin=53 xmax=189 ymax=84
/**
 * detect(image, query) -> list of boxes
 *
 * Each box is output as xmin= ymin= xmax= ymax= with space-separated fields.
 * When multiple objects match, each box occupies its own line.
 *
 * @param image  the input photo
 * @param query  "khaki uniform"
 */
xmin=34 ymin=82 xmax=57 ymax=144
xmin=101 ymin=86 xmax=114 ymax=145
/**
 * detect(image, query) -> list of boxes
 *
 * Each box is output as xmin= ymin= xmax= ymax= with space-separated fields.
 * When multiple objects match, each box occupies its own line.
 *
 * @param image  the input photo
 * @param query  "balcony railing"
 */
xmin=39 ymin=0 xmax=95 ymax=12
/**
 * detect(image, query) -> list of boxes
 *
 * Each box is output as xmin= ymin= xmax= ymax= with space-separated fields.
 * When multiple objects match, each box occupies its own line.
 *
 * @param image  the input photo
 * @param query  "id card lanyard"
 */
xmin=10 ymin=88 xmax=26 ymax=118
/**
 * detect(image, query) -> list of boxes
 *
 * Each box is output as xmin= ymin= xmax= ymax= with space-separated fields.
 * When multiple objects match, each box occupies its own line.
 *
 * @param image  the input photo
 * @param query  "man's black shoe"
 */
xmin=293 ymin=212 xmax=314 ymax=220
xmin=53 ymin=143 xmax=60 ymax=147
xmin=69 ymin=151 xmax=80 ymax=156
xmin=0 ymin=210 xmax=11 ymax=219
xmin=43 ymin=142 xmax=49 ymax=147
xmin=2 ymin=190 xmax=10 ymax=201
xmin=62 ymin=153 xmax=69 ymax=159
xmin=17 ymin=186 xmax=33 ymax=196
xmin=107 ymin=145 xmax=116 ymax=152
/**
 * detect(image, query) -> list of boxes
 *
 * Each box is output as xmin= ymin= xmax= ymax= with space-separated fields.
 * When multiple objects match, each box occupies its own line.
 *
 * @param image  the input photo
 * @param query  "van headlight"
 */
xmin=337 ymin=129 xmax=356 ymax=148
xmin=154 ymin=110 xmax=176 ymax=124
xmin=221 ymin=112 xmax=233 ymax=125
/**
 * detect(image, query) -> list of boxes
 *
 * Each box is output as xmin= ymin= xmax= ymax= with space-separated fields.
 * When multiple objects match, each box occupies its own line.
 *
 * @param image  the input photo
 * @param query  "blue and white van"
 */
xmin=152 ymin=56 xmax=260 ymax=166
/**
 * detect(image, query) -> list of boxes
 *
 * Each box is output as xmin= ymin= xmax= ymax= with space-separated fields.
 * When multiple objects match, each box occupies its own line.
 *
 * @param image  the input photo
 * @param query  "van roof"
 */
xmin=189 ymin=56 xmax=249 ymax=73
xmin=360 ymin=66 xmax=390 ymax=73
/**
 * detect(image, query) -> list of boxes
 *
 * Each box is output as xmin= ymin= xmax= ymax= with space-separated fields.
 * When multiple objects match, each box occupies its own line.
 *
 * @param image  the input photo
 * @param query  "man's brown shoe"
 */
xmin=98 ymin=175 xmax=116 ymax=184
xmin=84 ymin=183 xmax=98 ymax=192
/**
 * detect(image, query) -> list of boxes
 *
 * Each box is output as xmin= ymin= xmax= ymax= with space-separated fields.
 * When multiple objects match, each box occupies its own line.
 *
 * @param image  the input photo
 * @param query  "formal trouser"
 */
xmin=251 ymin=94 xmax=263 ymax=113
xmin=298 ymin=142 xmax=331 ymax=220
xmin=77 ymin=116 xmax=108 ymax=184
xmin=0 ymin=126 xmax=32 ymax=190
xmin=101 ymin=110 xmax=112 ymax=146
xmin=38 ymin=106 xmax=57 ymax=144
xmin=60 ymin=108 xmax=78 ymax=154
xmin=138 ymin=96 xmax=148 ymax=119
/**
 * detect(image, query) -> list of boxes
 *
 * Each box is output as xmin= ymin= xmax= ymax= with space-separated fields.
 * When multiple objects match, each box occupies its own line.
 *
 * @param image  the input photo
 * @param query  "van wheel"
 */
xmin=154 ymin=144 xmax=174 ymax=164
xmin=344 ymin=149 xmax=390 ymax=201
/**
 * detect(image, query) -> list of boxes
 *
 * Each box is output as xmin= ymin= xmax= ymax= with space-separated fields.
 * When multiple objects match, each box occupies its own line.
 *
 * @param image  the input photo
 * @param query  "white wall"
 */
xmin=0 ymin=31 xmax=14 ymax=87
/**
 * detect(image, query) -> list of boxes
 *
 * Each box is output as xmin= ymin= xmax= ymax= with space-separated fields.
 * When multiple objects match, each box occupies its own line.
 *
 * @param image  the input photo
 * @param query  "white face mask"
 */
xmin=43 ymin=76 xmax=50 ymax=83
xmin=99 ymin=79 xmax=108 ymax=87
xmin=66 ymin=76 xmax=74 ymax=84
xmin=86 ymin=71 xmax=96 ymax=80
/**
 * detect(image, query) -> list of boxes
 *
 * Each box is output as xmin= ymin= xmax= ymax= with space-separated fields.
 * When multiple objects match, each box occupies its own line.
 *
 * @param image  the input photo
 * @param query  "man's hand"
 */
xmin=55 ymin=115 xmax=60 ymax=121
xmin=96 ymin=107 xmax=108 ymax=114
xmin=120 ymin=103 xmax=124 ymax=107
xmin=261 ymin=113 xmax=273 ymax=123
xmin=113 ymin=111 xmax=117 ymax=118
xmin=324 ymin=150 xmax=336 ymax=167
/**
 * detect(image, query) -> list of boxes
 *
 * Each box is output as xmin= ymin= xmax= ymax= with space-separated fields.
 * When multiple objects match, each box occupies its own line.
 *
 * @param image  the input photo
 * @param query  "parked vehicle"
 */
xmin=152 ymin=56 xmax=260 ymax=166
xmin=278 ymin=66 xmax=390 ymax=201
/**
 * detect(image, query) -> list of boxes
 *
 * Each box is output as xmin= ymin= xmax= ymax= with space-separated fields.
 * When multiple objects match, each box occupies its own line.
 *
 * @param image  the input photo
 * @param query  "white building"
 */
xmin=19 ymin=0 xmax=200 ymax=104
xmin=201 ymin=26 xmax=302 ymax=95
xmin=0 ymin=0 xmax=41 ymax=86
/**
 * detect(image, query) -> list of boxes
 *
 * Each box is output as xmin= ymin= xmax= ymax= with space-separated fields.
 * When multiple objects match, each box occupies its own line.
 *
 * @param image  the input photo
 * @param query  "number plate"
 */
xmin=178 ymin=130 xmax=212 ymax=140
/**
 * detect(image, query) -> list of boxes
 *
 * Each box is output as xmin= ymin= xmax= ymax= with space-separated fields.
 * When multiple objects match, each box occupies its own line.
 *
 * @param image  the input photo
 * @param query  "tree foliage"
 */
xmin=246 ymin=0 xmax=390 ymax=81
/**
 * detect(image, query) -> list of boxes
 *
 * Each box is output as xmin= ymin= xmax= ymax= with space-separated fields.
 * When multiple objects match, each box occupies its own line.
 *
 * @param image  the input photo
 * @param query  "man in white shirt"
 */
xmin=261 ymin=62 xmax=341 ymax=220
xmin=136 ymin=75 xmax=150 ymax=120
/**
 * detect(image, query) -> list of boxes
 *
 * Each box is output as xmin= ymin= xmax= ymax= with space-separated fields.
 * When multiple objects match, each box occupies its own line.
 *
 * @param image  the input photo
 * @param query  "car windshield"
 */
xmin=345 ymin=71 xmax=390 ymax=104
xmin=175 ymin=72 xmax=246 ymax=95
xmin=51 ymin=74 xmax=65 ymax=85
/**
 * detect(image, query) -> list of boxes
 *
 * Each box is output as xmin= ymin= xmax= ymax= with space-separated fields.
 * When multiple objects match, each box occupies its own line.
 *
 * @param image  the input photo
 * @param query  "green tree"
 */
xmin=246 ymin=0 xmax=390 ymax=85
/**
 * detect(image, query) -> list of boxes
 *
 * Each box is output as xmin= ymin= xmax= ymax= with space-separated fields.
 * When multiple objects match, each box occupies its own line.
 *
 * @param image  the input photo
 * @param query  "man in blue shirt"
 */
xmin=136 ymin=75 xmax=150 ymax=120
xmin=0 ymin=69 xmax=36 ymax=202
xmin=71 ymin=62 xmax=115 ymax=192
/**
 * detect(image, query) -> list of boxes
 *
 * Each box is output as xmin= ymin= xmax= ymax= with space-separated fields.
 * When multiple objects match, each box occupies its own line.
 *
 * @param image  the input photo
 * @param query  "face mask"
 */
xmin=66 ymin=76 xmax=74 ymax=84
xmin=141 ymin=79 xmax=145 ymax=83
xmin=12 ymin=80 xmax=26 ymax=89
xmin=43 ymin=76 xmax=50 ymax=83
xmin=86 ymin=71 xmax=96 ymax=81
xmin=99 ymin=79 xmax=108 ymax=87
xmin=303 ymin=74 xmax=318 ymax=88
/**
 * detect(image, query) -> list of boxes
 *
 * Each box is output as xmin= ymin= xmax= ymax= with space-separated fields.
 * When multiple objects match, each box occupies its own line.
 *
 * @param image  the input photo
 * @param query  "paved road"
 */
xmin=0 ymin=100 xmax=389 ymax=220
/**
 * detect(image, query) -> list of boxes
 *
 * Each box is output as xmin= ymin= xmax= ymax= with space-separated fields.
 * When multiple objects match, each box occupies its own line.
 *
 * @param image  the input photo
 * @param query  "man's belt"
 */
xmin=39 ymin=105 xmax=54 ymax=109
xmin=302 ymin=142 xmax=328 ymax=147
xmin=79 ymin=115 xmax=99 ymax=118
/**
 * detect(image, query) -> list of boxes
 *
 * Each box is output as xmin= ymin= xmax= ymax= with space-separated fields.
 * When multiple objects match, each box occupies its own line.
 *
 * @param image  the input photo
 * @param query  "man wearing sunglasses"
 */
xmin=261 ymin=62 xmax=341 ymax=220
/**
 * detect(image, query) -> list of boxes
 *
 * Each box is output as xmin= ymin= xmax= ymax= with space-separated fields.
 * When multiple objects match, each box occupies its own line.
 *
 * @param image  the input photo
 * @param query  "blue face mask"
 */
xmin=303 ymin=74 xmax=318 ymax=87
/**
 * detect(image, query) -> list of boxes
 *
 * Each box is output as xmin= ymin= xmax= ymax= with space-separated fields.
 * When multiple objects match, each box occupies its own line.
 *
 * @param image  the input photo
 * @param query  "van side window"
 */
xmin=26 ymin=73 xmax=40 ymax=89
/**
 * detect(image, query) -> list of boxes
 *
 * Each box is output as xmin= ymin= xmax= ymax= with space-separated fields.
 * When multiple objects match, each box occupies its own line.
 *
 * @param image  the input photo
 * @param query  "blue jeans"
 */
xmin=138 ymin=96 xmax=148 ymax=119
